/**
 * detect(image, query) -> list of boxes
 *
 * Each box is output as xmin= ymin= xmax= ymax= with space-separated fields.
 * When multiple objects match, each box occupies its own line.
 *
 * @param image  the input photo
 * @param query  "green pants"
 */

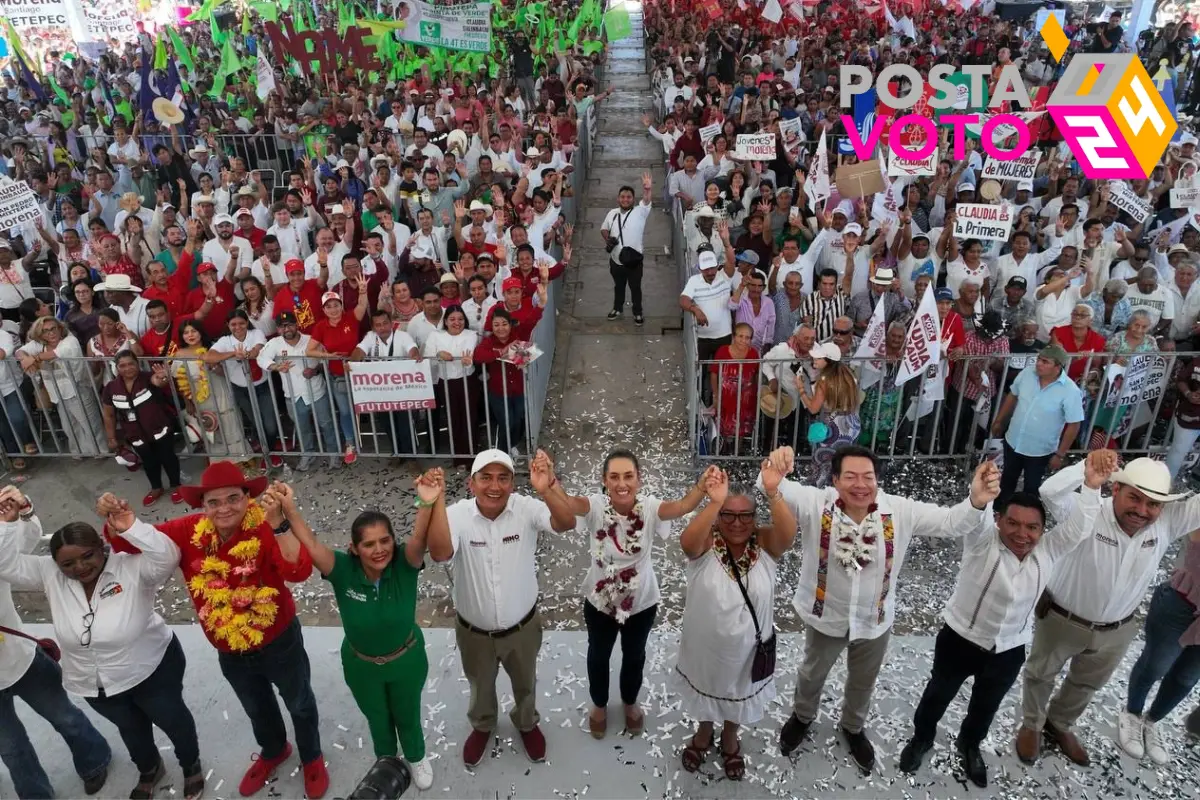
xmin=341 ymin=633 xmax=429 ymax=761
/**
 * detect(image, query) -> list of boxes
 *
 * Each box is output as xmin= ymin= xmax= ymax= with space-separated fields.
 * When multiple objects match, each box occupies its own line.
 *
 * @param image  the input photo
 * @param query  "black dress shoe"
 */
xmin=842 ymin=727 xmax=876 ymax=773
xmin=83 ymin=764 xmax=108 ymax=795
xmin=899 ymin=737 xmax=933 ymax=773
xmin=957 ymin=741 xmax=988 ymax=788
xmin=779 ymin=714 xmax=812 ymax=757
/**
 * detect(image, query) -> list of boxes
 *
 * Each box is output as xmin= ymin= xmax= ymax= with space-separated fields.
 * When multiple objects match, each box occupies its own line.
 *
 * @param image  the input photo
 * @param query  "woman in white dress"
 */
xmin=171 ymin=319 xmax=251 ymax=461
xmin=675 ymin=463 xmax=797 ymax=781
xmin=559 ymin=453 xmax=715 ymax=739
xmin=423 ymin=305 xmax=480 ymax=465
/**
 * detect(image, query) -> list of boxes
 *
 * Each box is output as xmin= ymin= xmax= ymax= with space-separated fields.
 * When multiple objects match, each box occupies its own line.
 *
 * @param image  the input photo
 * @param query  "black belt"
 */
xmin=457 ymin=605 xmax=537 ymax=638
xmin=1048 ymin=600 xmax=1135 ymax=632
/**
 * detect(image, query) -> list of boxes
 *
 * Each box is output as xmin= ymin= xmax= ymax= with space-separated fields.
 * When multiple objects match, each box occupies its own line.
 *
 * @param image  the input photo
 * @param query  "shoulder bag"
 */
xmin=614 ymin=211 xmax=643 ymax=269
xmin=728 ymin=552 xmax=776 ymax=682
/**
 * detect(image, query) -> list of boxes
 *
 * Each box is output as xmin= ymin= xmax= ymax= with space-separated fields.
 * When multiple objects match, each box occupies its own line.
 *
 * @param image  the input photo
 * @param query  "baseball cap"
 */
xmin=285 ymin=258 xmax=306 ymax=274
xmin=213 ymin=214 xmax=234 ymax=227
xmin=275 ymin=310 xmax=298 ymax=325
xmin=471 ymin=448 xmax=514 ymax=475
xmin=934 ymin=287 xmax=954 ymax=302
xmin=842 ymin=222 xmax=863 ymax=236
xmin=321 ymin=291 xmax=342 ymax=306
xmin=501 ymin=277 xmax=523 ymax=292
xmin=1006 ymin=275 xmax=1028 ymax=289
xmin=235 ymin=208 xmax=253 ymax=218
xmin=956 ymin=182 xmax=976 ymax=194
xmin=811 ymin=341 xmax=842 ymax=361
xmin=735 ymin=250 xmax=760 ymax=265
xmin=697 ymin=250 xmax=719 ymax=271
xmin=196 ymin=261 xmax=218 ymax=274
xmin=1182 ymin=132 xmax=1199 ymax=146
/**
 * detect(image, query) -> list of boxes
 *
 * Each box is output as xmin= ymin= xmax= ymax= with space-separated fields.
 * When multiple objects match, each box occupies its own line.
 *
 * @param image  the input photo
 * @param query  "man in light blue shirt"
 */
xmin=989 ymin=342 xmax=1085 ymax=503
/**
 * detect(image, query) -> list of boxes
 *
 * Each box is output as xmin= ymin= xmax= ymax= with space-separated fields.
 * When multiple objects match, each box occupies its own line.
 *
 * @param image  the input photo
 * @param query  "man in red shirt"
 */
xmin=307 ymin=291 xmax=368 ymax=464
xmin=97 ymin=467 xmax=330 ymax=799
xmin=235 ymin=208 xmax=266 ymax=255
xmin=184 ymin=261 xmax=237 ymax=340
xmin=328 ymin=253 xmax=387 ymax=336
xmin=141 ymin=300 xmax=191 ymax=359
xmin=485 ymin=276 xmax=546 ymax=339
xmin=143 ymin=259 xmax=191 ymax=318
xmin=272 ymin=259 xmax=326 ymax=334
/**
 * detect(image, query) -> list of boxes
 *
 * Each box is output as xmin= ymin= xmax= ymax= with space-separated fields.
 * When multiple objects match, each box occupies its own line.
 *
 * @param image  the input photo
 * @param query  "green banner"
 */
xmin=603 ymin=7 xmax=631 ymax=41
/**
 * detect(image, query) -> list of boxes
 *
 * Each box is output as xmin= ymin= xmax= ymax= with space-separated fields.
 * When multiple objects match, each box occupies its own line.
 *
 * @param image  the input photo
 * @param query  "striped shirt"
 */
xmin=800 ymin=290 xmax=849 ymax=342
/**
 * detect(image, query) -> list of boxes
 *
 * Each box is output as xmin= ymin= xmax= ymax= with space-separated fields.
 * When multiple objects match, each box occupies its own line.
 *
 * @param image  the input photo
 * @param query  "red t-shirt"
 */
xmin=101 ymin=255 xmax=144 ymax=288
xmin=311 ymin=317 xmax=360 ymax=376
xmin=236 ymin=225 xmax=266 ymax=253
xmin=144 ymin=260 xmax=193 ymax=318
xmin=184 ymin=279 xmax=238 ymax=340
xmin=104 ymin=513 xmax=313 ymax=654
xmin=510 ymin=262 xmax=564 ymax=298
xmin=271 ymin=280 xmax=326 ymax=334
xmin=485 ymin=299 xmax=544 ymax=340
xmin=140 ymin=316 xmax=192 ymax=359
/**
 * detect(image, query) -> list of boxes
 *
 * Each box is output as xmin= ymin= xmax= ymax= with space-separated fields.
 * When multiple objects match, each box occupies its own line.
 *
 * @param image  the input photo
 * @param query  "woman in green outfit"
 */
xmin=283 ymin=473 xmax=442 ymax=790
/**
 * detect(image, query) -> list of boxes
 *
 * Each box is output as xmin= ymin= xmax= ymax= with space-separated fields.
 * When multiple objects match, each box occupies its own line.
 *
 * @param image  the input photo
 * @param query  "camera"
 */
xmin=348 ymin=757 xmax=411 ymax=799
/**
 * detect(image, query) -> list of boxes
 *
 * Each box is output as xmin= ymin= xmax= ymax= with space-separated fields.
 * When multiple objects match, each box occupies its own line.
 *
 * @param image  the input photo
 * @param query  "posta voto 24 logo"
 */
xmin=837 ymin=14 xmax=1177 ymax=179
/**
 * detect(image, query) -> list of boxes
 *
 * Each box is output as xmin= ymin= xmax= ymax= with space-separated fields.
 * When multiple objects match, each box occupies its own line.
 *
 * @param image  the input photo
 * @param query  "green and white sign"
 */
xmin=397 ymin=0 xmax=492 ymax=53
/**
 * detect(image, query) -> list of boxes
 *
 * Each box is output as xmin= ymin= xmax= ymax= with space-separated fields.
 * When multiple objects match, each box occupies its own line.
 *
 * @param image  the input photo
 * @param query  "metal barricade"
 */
xmin=684 ymin=347 xmax=1198 ymax=470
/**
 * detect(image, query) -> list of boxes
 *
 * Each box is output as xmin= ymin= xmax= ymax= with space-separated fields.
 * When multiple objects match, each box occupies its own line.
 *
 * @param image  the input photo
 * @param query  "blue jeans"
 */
xmin=329 ymin=375 xmax=357 ymax=448
xmin=0 ymin=648 xmax=112 ymax=799
xmin=0 ymin=389 xmax=33 ymax=453
xmin=218 ymin=618 xmax=322 ymax=765
xmin=294 ymin=394 xmax=337 ymax=454
xmin=1127 ymin=583 xmax=1200 ymax=721
xmin=233 ymin=381 xmax=280 ymax=446
xmin=487 ymin=392 xmax=526 ymax=452
xmin=84 ymin=635 xmax=199 ymax=774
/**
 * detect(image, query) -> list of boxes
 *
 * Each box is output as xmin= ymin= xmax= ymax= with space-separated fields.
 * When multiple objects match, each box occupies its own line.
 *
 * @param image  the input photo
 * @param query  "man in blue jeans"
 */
xmin=258 ymin=311 xmax=340 ymax=470
xmin=0 ymin=512 xmax=111 ymax=798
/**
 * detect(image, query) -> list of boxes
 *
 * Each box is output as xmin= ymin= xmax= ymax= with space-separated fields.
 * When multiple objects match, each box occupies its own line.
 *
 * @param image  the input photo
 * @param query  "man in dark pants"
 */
xmin=899 ymin=450 xmax=1112 ymax=787
xmin=680 ymin=237 xmax=737 ymax=405
xmin=988 ymin=342 xmax=1084 ymax=504
xmin=600 ymin=171 xmax=653 ymax=325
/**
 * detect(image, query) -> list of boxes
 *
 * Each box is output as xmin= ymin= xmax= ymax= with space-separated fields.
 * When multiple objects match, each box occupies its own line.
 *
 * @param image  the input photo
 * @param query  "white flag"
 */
xmin=854 ymin=295 xmax=889 ymax=389
xmin=256 ymin=50 xmax=277 ymax=101
xmin=806 ymin=132 xmax=831 ymax=207
xmin=883 ymin=0 xmax=901 ymax=32
xmin=762 ymin=0 xmax=783 ymax=23
xmin=896 ymin=286 xmax=941 ymax=386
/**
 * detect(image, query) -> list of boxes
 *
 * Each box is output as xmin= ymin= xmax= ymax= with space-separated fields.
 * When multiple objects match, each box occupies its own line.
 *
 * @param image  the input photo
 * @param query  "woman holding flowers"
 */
xmin=559 ymin=453 xmax=715 ymax=739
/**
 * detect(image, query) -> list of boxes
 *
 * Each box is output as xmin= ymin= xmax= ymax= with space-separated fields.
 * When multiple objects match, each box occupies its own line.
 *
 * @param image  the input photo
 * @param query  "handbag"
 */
xmin=728 ymin=552 xmax=776 ymax=682
xmin=614 ymin=211 xmax=643 ymax=269
xmin=0 ymin=624 xmax=62 ymax=662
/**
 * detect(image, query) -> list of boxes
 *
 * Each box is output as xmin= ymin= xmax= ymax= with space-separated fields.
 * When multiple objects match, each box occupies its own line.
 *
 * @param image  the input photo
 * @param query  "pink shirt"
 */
xmin=730 ymin=292 xmax=776 ymax=353
xmin=1170 ymin=537 xmax=1200 ymax=646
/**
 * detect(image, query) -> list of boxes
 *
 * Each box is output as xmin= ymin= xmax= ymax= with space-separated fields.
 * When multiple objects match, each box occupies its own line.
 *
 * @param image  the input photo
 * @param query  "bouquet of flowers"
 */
xmin=499 ymin=341 xmax=544 ymax=368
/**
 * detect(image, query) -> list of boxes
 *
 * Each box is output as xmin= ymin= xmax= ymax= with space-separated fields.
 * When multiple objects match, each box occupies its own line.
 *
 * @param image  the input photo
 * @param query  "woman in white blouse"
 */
xmin=239 ymin=276 xmax=276 ymax=338
xmin=424 ymin=305 xmax=479 ymax=465
xmin=17 ymin=316 xmax=108 ymax=456
xmin=461 ymin=275 xmax=498 ymax=335
xmin=1035 ymin=262 xmax=1095 ymax=341
xmin=205 ymin=310 xmax=280 ymax=464
xmin=0 ymin=489 xmax=205 ymax=800
xmin=557 ymin=453 xmax=714 ymax=739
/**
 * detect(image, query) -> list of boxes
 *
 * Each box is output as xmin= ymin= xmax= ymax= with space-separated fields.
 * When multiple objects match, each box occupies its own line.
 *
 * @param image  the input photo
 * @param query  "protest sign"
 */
xmin=396 ymin=0 xmax=492 ymax=52
xmin=266 ymin=17 xmax=384 ymax=77
xmin=1171 ymin=186 xmax=1200 ymax=209
xmin=0 ymin=178 xmax=42 ymax=231
xmin=981 ymin=150 xmax=1041 ymax=182
xmin=3 ymin=0 xmax=68 ymax=29
xmin=889 ymin=148 xmax=938 ymax=177
xmin=1104 ymin=355 xmax=1170 ymax=408
xmin=835 ymin=159 xmax=886 ymax=198
xmin=953 ymin=203 xmax=1014 ymax=242
xmin=349 ymin=360 xmax=436 ymax=412
xmin=255 ymin=50 xmax=276 ymax=100
xmin=63 ymin=0 xmax=137 ymax=53
xmin=897 ymin=287 xmax=940 ymax=385
xmin=1107 ymin=180 xmax=1154 ymax=222
xmin=698 ymin=0 xmax=722 ymax=17
xmin=734 ymin=133 xmax=776 ymax=161
xmin=698 ymin=123 xmax=722 ymax=145
xmin=761 ymin=0 xmax=783 ymax=22
xmin=855 ymin=298 xmax=888 ymax=389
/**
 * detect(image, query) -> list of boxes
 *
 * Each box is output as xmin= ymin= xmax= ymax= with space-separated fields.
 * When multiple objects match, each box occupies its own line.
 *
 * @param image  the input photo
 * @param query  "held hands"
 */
xmin=0 ymin=486 xmax=27 ymax=523
xmin=760 ymin=446 xmax=795 ymax=495
xmin=1084 ymin=449 xmax=1119 ymax=489
xmin=96 ymin=492 xmax=134 ymax=532
xmin=415 ymin=468 xmax=445 ymax=504
xmin=969 ymin=461 xmax=1001 ymax=508
xmin=529 ymin=449 xmax=557 ymax=493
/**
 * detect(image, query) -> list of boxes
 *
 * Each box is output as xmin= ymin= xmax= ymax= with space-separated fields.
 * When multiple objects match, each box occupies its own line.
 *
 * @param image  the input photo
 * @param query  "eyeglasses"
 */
xmin=833 ymin=328 xmax=853 ymax=335
xmin=80 ymin=611 xmax=95 ymax=648
xmin=718 ymin=510 xmax=756 ymax=524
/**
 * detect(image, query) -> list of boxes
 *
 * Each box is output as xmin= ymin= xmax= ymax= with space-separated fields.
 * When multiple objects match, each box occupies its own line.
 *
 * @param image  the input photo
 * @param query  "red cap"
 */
xmin=284 ymin=258 xmax=305 ymax=274
xmin=196 ymin=261 xmax=217 ymax=274
xmin=501 ymin=277 xmax=522 ymax=292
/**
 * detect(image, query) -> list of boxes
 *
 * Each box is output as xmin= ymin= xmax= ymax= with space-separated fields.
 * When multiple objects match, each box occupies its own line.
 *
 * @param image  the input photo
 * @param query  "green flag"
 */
xmin=218 ymin=37 xmax=241 ymax=77
xmin=603 ymin=7 xmax=631 ymax=40
xmin=167 ymin=27 xmax=195 ymax=73
xmin=210 ymin=15 xmax=226 ymax=46
xmin=581 ymin=40 xmax=604 ymax=56
xmin=250 ymin=2 xmax=278 ymax=21
xmin=47 ymin=75 xmax=70 ymax=105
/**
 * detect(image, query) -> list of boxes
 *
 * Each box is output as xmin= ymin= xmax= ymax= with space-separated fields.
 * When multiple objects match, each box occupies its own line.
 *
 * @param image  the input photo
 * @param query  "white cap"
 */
xmin=196 ymin=194 xmax=216 ymax=205
xmin=1017 ymin=179 xmax=1034 ymax=192
xmin=832 ymin=200 xmax=854 ymax=218
xmin=335 ymin=159 xmax=351 ymax=170
xmin=956 ymin=182 xmax=976 ymax=194
xmin=811 ymin=341 xmax=842 ymax=361
xmin=1183 ymin=132 xmax=1199 ymax=146
xmin=411 ymin=242 xmax=435 ymax=260
xmin=471 ymin=448 xmax=515 ymax=475
xmin=328 ymin=203 xmax=347 ymax=216
xmin=235 ymin=208 xmax=253 ymax=218
xmin=697 ymin=250 xmax=719 ymax=270
xmin=695 ymin=206 xmax=716 ymax=219
xmin=842 ymin=222 xmax=863 ymax=236
xmin=213 ymin=213 xmax=234 ymax=226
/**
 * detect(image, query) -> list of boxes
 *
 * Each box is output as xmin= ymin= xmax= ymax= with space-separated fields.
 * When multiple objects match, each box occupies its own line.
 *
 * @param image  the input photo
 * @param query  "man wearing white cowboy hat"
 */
xmin=1016 ymin=456 xmax=1200 ymax=767
xmin=849 ymin=265 xmax=911 ymax=334
xmin=96 ymin=274 xmax=150 ymax=337
xmin=187 ymin=142 xmax=221 ymax=186
xmin=686 ymin=205 xmax=724 ymax=266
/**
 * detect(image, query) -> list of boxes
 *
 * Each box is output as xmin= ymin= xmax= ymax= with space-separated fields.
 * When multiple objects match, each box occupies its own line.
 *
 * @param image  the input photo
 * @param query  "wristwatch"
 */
xmin=273 ymin=520 xmax=292 ymax=535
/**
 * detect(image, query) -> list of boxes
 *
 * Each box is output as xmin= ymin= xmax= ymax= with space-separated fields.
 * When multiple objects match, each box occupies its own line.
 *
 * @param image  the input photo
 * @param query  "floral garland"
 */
xmin=175 ymin=348 xmax=211 ymax=404
xmin=831 ymin=498 xmax=882 ymax=574
xmin=186 ymin=501 xmax=279 ymax=652
xmin=590 ymin=499 xmax=645 ymax=623
xmin=713 ymin=531 xmax=759 ymax=582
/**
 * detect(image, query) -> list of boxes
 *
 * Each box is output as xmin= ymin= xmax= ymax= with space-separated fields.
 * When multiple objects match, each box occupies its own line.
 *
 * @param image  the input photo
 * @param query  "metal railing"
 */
xmin=686 ymin=346 xmax=1194 ymax=469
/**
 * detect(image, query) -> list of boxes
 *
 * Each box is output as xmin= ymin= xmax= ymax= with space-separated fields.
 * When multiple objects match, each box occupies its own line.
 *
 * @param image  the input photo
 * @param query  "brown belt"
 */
xmin=457 ymin=605 xmax=537 ymax=638
xmin=351 ymin=631 xmax=417 ymax=665
xmin=1048 ymin=600 xmax=1135 ymax=632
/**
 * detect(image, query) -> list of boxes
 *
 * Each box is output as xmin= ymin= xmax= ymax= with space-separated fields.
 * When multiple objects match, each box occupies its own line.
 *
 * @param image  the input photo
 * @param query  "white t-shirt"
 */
xmin=212 ymin=329 xmax=268 ymax=387
xmin=682 ymin=272 xmax=733 ymax=340
xmin=577 ymin=494 xmax=670 ymax=618
xmin=1126 ymin=283 xmax=1175 ymax=328
xmin=357 ymin=329 xmax=418 ymax=359
xmin=944 ymin=259 xmax=991 ymax=298
xmin=267 ymin=219 xmax=313 ymax=259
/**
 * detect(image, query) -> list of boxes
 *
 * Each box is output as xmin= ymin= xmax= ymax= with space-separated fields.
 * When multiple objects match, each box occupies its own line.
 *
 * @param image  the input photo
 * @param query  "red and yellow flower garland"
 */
xmin=186 ymin=501 xmax=279 ymax=652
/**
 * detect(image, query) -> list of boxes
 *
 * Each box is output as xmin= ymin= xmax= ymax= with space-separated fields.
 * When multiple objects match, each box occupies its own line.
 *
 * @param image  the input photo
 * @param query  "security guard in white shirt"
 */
xmin=899 ymin=451 xmax=1113 ymax=788
xmin=424 ymin=448 xmax=576 ymax=769
xmin=1016 ymin=456 xmax=1200 ymax=766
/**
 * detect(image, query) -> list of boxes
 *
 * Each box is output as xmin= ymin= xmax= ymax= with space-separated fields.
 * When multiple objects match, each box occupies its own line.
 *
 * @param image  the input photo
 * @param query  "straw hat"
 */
xmin=152 ymin=98 xmax=184 ymax=126
xmin=1111 ymin=457 xmax=1189 ymax=503
xmin=759 ymin=390 xmax=795 ymax=418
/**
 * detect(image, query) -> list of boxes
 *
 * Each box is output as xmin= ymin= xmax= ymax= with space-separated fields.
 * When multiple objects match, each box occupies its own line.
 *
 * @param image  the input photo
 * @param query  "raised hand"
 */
xmin=1084 ymin=449 xmax=1118 ymax=488
xmin=970 ymin=461 xmax=1001 ymax=508
xmin=529 ymin=448 xmax=557 ymax=493
xmin=706 ymin=468 xmax=729 ymax=505
xmin=416 ymin=468 xmax=445 ymax=503
xmin=96 ymin=491 xmax=135 ymax=532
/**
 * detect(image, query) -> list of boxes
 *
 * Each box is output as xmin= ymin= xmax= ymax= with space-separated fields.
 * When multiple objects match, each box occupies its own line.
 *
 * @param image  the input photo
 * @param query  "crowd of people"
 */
xmin=0 ymin=0 xmax=606 ymax=484
xmin=635 ymin=0 xmax=1200 ymax=488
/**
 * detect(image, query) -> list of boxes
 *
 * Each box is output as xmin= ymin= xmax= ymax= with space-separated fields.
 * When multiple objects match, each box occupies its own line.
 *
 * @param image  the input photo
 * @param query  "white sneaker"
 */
xmin=410 ymin=756 xmax=433 ymax=790
xmin=1143 ymin=719 xmax=1170 ymax=765
xmin=296 ymin=456 xmax=314 ymax=472
xmin=1117 ymin=711 xmax=1145 ymax=758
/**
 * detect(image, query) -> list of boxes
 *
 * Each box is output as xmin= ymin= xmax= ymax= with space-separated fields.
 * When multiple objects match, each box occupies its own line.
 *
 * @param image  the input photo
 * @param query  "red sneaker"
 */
xmin=463 ymin=728 xmax=490 ymax=767
xmin=268 ymin=453 xmax=284 ymax=468
xmin=343 ymin=446 xmax=357 ymax=466
xmin=238 ymin=742 xmax=292 ymax=797
xmin=520 ymin=725 xmax=546 ymax=762
xmin=302 ymin=756 xmax=329 ymax=799
xmin=142 ymin=489 xmax=163 ymax=507
xmin=170 ymin=488 xmax=184 ymax=504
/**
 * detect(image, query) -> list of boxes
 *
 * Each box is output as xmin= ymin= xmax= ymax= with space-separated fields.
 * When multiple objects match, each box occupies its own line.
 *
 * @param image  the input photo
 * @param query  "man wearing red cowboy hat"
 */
xmin=97 ymin=466 xmax=329 ymax=799
xmin=184 ymin=260 xmax=238 ymax=340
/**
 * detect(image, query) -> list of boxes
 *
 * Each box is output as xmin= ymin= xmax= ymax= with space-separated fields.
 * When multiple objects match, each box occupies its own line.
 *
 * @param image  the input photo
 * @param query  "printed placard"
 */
xmin=981 ymin=150 xmax=1041 ymax=182
xmin=953 ymin=203 xmax=1014 ymax=242
xmin=1105 ymin=355 xmax=1170 ymax=408
xmin=699 ymin=123 xmax=722 ymax=145
xmin=1107 ymin=180 xmax=1154 ymax=222
xmin=734 ymin=133 xmax=776 ymax=161
xmin=889 ymin=149 xmax=938 ymax=177
xmin=348 ymin=360 xmax=436 ymax=412
xmin=0 ymin=179 xmax=42 ymax=231
xmin=1171 ymin=186 xmax=1200 ymax=209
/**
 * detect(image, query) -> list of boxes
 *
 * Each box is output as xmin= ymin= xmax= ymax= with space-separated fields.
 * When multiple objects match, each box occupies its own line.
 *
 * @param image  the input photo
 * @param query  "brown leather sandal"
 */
xmin=624 ymin=704 xmax=645 ymax=736
xmin=589 ymin=707 xmax=607 ymax=739
xmin=722 ymin=743 xmax=746 ymax=780
xmin=682 ymin=731 xmax=712 ymax=772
